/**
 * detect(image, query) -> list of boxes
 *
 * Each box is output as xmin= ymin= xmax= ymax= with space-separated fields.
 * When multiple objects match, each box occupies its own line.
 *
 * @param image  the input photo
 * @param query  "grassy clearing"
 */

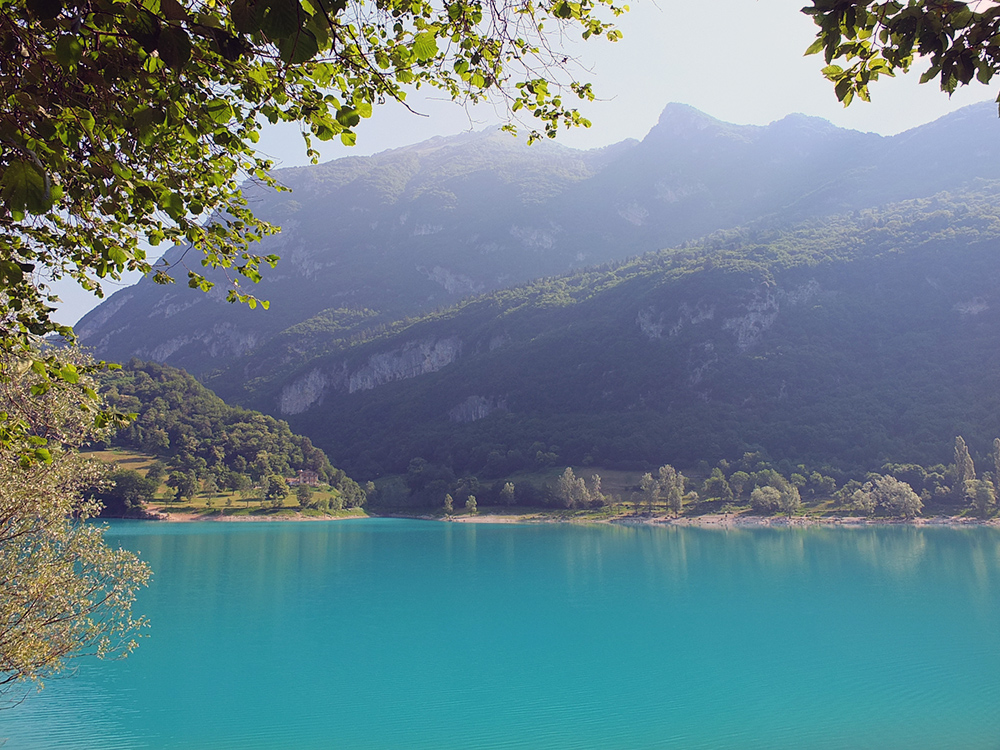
xmin=85 ymin=448 xmax=364 ymax=520
xmin=85 ymin=448 xmax=157 ymax=471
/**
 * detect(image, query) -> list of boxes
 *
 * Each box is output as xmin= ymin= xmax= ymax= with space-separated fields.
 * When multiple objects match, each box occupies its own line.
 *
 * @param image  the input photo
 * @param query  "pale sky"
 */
xmin=55 ymin=0 xmax=993 ymax=323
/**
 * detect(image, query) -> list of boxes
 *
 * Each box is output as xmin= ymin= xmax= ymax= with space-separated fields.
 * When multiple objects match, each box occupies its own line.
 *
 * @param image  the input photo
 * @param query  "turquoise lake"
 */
xmin=4 ymin=519 xmax=1000 ymax=749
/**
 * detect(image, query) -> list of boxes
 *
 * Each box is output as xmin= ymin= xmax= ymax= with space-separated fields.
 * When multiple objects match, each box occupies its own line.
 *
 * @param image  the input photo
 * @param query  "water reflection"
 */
xmin=5 ymin=520 xmax=1000 ymax=750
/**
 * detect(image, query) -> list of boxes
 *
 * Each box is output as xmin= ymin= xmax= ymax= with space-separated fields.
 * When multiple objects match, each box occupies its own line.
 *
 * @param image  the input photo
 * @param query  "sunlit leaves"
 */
xmin=0 ymin=348 xmax=150 ymax=694
xmin=205 ymin=99 xmax=234 ymax=125
xmin=278 ymin=28 xmax=319 ymax=63
xmin=804 ymin=1 xmax=1000 ymax=108
xmin=1 ymin=161 xmax=51 ymax=214
xmin=412 ymin=31 xmax=439 ymax=61
xmin=54 ymin=34 xmax=83 ymax=70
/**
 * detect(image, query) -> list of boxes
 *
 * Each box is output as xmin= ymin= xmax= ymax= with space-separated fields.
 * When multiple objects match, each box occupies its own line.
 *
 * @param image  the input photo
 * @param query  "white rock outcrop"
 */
xmin=347 ymin=337 xmax=462 ymax=393
xmin=278 ymin=368 xmax=329 ymax=415
xmin=723 ymin=289 xmax=779 ymax=351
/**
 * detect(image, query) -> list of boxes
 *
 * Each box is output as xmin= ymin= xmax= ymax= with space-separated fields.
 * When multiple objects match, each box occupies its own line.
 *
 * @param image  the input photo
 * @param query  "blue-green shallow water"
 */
xmin=4 ymin=519 xmax=1000 ymax=749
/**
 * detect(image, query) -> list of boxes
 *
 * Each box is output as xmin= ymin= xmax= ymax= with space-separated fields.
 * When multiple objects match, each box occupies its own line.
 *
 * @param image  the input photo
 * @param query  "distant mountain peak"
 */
xmin=769 ymin=112 xmax=841 ymax=131
xmin=656 ymin=103 xmax=726 ymax=129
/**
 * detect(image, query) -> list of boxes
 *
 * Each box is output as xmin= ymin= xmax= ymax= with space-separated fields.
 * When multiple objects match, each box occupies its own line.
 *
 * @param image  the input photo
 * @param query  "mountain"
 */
xmin=76 ymin=102 xmax=1000 ymax=379
xmin=76 ymin=128 xmax=627 ymax=374
xmin=216 ymin=185 xmax=1000 ymax=481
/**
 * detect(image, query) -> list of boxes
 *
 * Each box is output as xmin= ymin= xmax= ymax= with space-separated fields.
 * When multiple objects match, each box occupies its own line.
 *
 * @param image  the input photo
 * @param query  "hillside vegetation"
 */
xmin=209 ymin=185 xmax=1000 ymax=486
xmin=77 ymin=103 xmax=1000 ymax=378
xmin=97 ymin=361 xmax=366 ymax=512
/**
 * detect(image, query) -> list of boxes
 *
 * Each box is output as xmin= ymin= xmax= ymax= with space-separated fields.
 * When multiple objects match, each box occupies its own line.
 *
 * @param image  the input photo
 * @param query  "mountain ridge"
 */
xmin=77 ymin=101 xmax=1000 ymax=378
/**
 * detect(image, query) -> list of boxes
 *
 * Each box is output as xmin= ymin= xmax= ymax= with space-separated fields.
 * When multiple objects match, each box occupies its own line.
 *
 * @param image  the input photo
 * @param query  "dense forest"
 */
xmin=96 ymin=360 xmax=366 ymax=512
xmin=210 ymin=185 xmax=1000 ymax=486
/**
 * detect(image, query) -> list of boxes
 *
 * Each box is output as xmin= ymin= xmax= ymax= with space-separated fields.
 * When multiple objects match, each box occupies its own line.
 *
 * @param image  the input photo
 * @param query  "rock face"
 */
xmin=722 ymin=289 xmax=780 ymax=352
xmin=346 ymin=337 xmax=462 ymax=393
xmin=75 ymin=102 xmax=1000 ymax=381
xmin=276 ymin=336 xmax=463 ymax=415
xmin=278 ymin=368 xmax=329 ymax=415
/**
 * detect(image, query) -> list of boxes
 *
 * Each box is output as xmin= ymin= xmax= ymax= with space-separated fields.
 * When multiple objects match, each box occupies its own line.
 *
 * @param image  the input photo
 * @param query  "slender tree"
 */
xmin=638 ymin=472 xmax=659 ymax=514
xmin=500 ymin=482 xmax=516 ymax=506
xmin=658 ymin=465 xmax=685 ymax=515
xmin=556 ymin=467 xmax=589 ymax=509
xmin=970 ymin=479 xmax=995 ymax=518
xmin=992 ymin=438 xmax=1000 ymax=500
xmin=954 ymin=436 xmax=976 ymax=501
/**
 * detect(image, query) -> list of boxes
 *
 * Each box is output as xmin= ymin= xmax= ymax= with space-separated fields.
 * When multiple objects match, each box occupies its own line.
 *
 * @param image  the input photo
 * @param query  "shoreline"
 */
xmin=133 ymin=508 xmax=1000 ymax=528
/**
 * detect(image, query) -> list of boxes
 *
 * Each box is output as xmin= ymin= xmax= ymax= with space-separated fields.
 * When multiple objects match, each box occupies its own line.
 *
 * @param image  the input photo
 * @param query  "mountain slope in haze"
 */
xmin=76 ymin=102 xmax=1000 ymax=378
xmin=75 ymin=129 xmax=627 ymax=374
xmin=220 ymin=185 xmax=1000 ymax=481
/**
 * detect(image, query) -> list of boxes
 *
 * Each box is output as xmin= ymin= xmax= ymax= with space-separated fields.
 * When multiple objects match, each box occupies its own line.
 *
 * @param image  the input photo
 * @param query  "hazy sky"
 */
xmin=56 ymin=0 xmax=993 ymax=323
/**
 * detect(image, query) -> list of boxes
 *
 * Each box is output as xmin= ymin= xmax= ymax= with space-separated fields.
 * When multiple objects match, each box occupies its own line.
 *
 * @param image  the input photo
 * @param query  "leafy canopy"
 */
xmin=0 ymin=0 xmax=624 ymax=344
xmin=804 ymin=1 xmax=1000 ymax=107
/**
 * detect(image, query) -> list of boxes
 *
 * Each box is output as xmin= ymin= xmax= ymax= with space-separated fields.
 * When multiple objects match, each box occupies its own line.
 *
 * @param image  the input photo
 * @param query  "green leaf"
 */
xmin=260 ymin=0 xmax=301 ymax=40
xmin=340 ymin=130 xmax=356 ymax=146
xmin=205 ymin=99 xmax=234 ymax=124
xmin=1 ymin=161 xmax=51 ymax=214
xmin=54 ymin=34 xmax=83 ymax=71
xmin=413 ymin=31 xmax=439 ymax=62
xmin=159 ymin=0 xmax=189 ymax=21
xmin=920 ymin=64 xmax=941 ymax=84
xmin=553 ymin=1 xmax=573 ymax=19
xmin=804 ymin=37 xmax=825 ymax=56
xmin=834 ymin=77 xmax=853 ymax=102
xmin=128 ymin=9 xmax=161 ymax=53
xmin=335 ymin=107 xmax=360 ymax=127
xmin=231 ymin=0 xmax=261 ymax=34
xmin=160 ymin=191 xmax=186 ymax=219
xmin=157 ymin=26 xmax=192 ymax=69
xmin=278 ymin=28 xmax=319 ymax=63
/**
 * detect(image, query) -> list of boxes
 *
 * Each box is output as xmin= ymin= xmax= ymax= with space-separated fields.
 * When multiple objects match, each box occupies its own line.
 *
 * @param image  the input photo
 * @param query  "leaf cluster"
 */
xmin=804 ymin=1 xmax=1000 ymax=107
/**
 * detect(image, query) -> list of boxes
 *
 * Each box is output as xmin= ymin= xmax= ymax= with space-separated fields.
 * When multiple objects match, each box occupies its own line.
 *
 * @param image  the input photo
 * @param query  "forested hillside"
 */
xmin=98 ymin=360 xmax=365 ymax=506
xmin=76 ymin=103 xmax=1000 ymax=378
xmin=209 ymin=185 xmax=1000 ymax=483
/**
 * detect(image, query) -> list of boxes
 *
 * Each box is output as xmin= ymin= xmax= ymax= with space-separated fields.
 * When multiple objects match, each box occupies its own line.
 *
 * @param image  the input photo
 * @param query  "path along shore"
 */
xmin=138 ymin=508 xmax=1000 ymax=528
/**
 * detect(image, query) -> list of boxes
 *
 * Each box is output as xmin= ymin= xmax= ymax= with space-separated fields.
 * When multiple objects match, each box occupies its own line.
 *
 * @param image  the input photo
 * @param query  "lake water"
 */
xmin=4 ymin=519 xmax=1000 ymax=749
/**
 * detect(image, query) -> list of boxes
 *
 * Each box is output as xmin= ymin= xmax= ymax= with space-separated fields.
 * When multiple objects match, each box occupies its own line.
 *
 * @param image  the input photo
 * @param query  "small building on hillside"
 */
xmin=289 ymin=469 xmax=320 ymax=486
